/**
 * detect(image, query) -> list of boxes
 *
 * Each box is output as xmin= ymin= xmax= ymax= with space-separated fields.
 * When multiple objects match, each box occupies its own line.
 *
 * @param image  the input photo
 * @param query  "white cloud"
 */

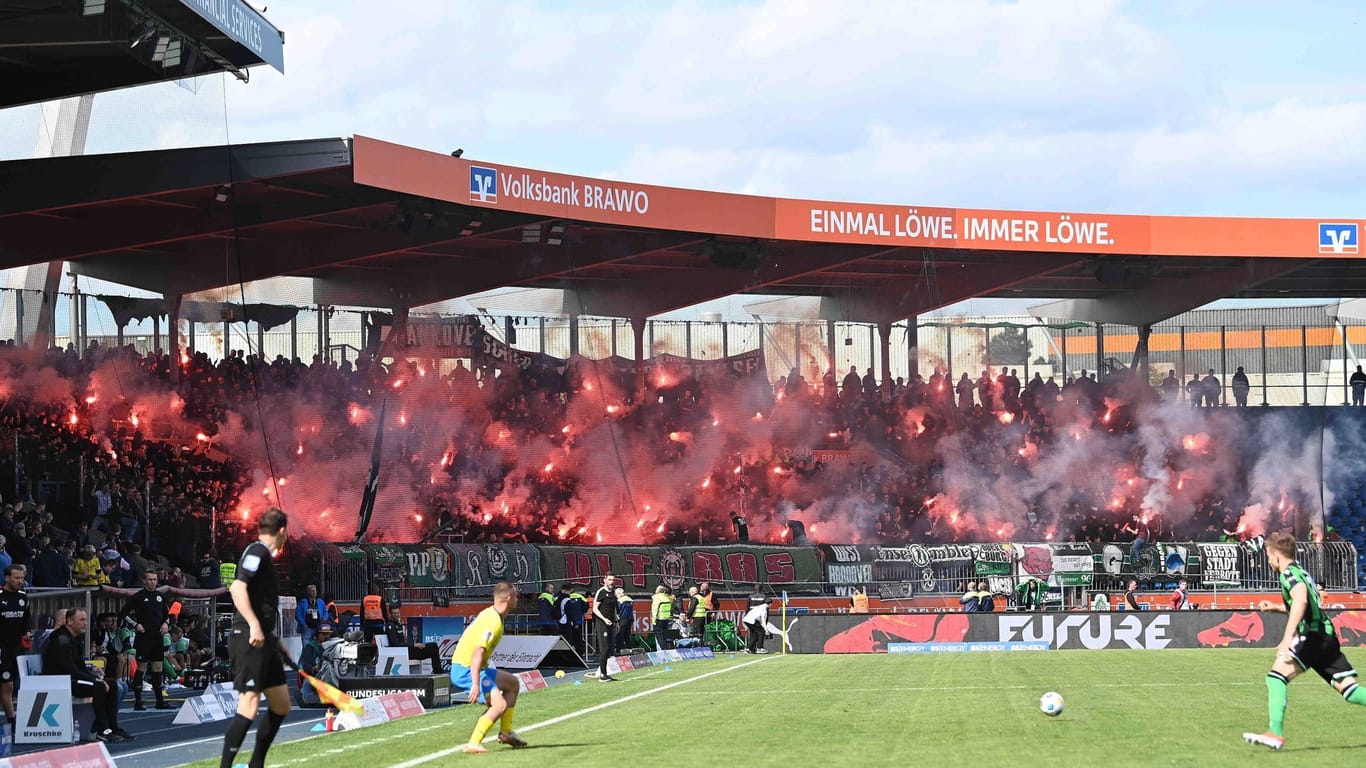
xmin=2 ymin=0 xmax=1365 ymax=221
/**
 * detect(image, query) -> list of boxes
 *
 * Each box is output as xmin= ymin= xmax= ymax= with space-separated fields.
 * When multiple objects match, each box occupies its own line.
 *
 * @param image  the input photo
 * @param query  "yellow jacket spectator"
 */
xmin=74 ymin=545 xmax=109 ymax=587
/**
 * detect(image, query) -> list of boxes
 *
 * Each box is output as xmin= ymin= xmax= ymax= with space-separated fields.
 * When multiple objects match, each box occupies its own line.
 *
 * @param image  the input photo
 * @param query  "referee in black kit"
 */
xmin=120 ymin=570 xmax=172 ymax=709
xmin=592 ymin=573 xmax=618 ymax=682
xmin=219 ymin=508 xmax=291 ymax=768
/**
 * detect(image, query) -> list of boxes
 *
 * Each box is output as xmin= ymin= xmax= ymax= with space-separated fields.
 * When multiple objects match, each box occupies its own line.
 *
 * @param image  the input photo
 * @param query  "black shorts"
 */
xmin=0 ymin=645 xmax=17 ymax=685
xmin=230 ymin=632 xmax=287 ymax=693
xmin=1288 ymin=632 xmax=1358 ymax=684
xmin=134 ymin=631 xmax=164 ymax=663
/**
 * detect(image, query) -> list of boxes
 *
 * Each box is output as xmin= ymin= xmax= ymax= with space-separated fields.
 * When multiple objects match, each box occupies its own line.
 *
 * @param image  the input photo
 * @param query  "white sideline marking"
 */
xmin=662 ymin=680 xmax=1260 ymax=695
xmin=388 ymin=656 xmax=777 ymax=768
xmin=122 ymin=715 xmax=325 ymax=759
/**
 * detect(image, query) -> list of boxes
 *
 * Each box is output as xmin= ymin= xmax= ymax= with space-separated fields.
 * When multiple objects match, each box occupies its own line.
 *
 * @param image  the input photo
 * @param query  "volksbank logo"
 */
xmin=1319 ymin=223 xmax=1358 ymax=254
xmin=469 ymin=166 xmax=498 ymax=204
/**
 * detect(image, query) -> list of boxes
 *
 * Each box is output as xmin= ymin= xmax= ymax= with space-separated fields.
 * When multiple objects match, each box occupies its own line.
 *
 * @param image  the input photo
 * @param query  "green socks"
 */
xmin=1267 ymin=672 xmax=1289 ymax=737
xmin=1343 ymin=682 xmax=1366 ymax=706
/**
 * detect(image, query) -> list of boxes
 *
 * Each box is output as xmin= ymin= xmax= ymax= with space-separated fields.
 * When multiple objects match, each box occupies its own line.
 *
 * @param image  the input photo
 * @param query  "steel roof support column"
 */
xmin=168 ymin=294 xmax=181 ymax=387
xmin=907 ymin=318 xmax=919 ymax=381
xmin=877 ymin=322 xmax=893 ymax=394
xmin=631 ymin=317 xmax=646 ymax=395
xmin=1132 ymin=323 xmax=1151 ymax=385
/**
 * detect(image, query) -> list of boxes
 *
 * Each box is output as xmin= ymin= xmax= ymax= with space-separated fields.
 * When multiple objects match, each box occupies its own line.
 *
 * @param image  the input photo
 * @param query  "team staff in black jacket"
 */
xmin=120 ymin=570 xmax=171 ymax=710
xmin=42 ymin=608 xmax=130 ymax=743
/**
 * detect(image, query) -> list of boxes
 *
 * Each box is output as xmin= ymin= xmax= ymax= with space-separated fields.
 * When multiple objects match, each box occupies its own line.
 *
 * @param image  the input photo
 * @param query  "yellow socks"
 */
xmin=469 ymin=715 xmax=495 ymax=745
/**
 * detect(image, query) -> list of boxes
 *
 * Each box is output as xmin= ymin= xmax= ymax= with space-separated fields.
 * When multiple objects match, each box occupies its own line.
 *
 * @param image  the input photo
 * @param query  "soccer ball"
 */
xmin=1039 ymin=691 xmax=1065 ymax=716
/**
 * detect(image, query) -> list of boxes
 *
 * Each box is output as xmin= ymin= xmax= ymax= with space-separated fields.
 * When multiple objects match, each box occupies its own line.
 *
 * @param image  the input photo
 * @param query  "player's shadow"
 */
xmin=516 ymin=743 xmax=590 ymax=750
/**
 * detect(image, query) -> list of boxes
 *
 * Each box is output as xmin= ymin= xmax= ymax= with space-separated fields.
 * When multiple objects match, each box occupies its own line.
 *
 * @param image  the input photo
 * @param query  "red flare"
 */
xmin=577 ymin=526 xmax=587 ymax=535
xmin=1102 ymin=409 xmax=1113 ymax=424
xmin=416 ymin=513 xmax=424 ymax=523
xmin=712 ymin=418 xmax=719 ymax=427
xmin=278 ymin=478 xmax=288 ymax=487
xmin=636 ymin=520 xmax=645 ymax=528
xmin=484 ymin=513 xmax=492 ymax=523
xmin=84 ymin=395 xmax=96 ymax=405
xmin=130 ymin=414 xmax=139 ymax=427
xmin=296 ymin=444 xmax=304 ymax=455
xmin=701 ymin=478 xmax=711 ymax=488
xmin=753 ymin=412 xmax=764 ymax=421
xmin=595 ymin=533 xmax=603 ymax=543
xmin=195 ymin=433 xmax=209 ymax=442
xmin=584 ymin=382 xmax=593 ymax=391
xmin=1177 ymin=476 xmax=1185 ymax=490
xmin=392 ymin=379 xmax=405 ymax=389
xmin=606 ymin=405 xmax=619 ymax=414
xmin=669 ymin=432 xmax=681 ymax=442
xmin=68 ymin=412 xmax=78 ymax=425
xmin=997 ymin=411 xmax=1014 ymax=424
xmin=656 ymin=523 xmax=665 ymax=533
xmin=772 ymin=466 xmax=783 ymax=475
xmin=180 ymin=352 xmax=189 ymax=366
xmin=733 ymin=466 xmax=742 ymax=474
xmin=417 ymin=368 xmax=426 ymax=377
xmin=561 ymin=425 xmax=571 ymax=434
xmin=544 ymin=462 xmax=555 ymax=473
xmin=399 ymin=413 xmax=407 ymax=425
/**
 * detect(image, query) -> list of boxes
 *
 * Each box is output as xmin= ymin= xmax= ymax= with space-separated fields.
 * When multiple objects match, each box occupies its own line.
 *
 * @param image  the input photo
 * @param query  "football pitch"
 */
xmin=178 ymin=649 xmax=1366 ymax=768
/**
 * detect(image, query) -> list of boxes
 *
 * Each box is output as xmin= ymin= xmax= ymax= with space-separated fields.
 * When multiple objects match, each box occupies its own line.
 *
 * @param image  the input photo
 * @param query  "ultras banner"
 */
xmin=537 ymin=544 xmax=823 ymax=594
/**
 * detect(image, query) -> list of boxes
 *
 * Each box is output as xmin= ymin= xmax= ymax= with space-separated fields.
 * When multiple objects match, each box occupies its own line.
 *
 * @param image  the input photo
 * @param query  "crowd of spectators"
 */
xmin=0 ymin=332 xmax=1325 ymax=567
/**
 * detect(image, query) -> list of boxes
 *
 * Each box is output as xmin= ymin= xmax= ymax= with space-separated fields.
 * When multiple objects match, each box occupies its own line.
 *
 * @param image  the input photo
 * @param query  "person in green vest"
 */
xmin=650 ymin=586 xmax=673 ymax=651
xmin=537 ymin=584 xmax=559 ymax=636
xmin=219 ymin=559 xmax=237 ymax=585
xmin=976 ymin=582 xmax=996 ymax=613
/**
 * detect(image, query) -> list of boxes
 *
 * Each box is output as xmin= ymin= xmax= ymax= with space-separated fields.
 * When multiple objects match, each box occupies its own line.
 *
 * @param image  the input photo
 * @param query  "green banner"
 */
xmin=403 ymin=545 xmax=455 ymax=589
xmin=974 ymin=560 xmax=1012 ymax=576
xmin=447 ymin=544 xmax=541 ymax=597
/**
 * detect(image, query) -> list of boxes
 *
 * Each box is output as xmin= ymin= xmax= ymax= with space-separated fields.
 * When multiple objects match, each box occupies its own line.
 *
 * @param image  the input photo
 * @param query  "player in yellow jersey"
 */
xmin=451 ymin=581 xmax=527 ymax=754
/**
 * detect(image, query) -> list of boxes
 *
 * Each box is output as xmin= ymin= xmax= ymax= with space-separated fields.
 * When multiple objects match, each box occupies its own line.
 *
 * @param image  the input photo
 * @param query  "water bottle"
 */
xmin=72 ymin=718 xmax=79 ymax=744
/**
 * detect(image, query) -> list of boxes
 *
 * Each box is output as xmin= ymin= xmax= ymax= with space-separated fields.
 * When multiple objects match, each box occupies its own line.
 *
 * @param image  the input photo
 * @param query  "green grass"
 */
xmin=179 ymin=650 xmax=1366 ymax=768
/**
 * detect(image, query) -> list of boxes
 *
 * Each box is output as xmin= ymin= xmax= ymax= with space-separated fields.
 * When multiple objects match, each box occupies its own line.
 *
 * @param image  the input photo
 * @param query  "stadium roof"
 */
xmin=1 ymin=0 xmax=284 ymax=109
xmin=1 ymin=135 xmax=1364 ymax=324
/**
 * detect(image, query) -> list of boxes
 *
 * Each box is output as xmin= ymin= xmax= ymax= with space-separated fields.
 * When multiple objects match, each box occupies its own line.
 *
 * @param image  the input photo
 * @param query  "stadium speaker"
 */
xmin=706 ymin=238 xmax=766 ymax=270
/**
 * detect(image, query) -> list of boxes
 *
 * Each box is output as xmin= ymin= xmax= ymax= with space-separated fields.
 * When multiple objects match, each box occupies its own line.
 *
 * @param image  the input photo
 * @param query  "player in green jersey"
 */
xmin=1244 ymin=531 xmax=1366 ymax=750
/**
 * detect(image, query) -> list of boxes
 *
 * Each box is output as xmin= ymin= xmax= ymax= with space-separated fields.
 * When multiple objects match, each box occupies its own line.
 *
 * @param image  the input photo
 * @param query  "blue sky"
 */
xmin=2 ymin=0 xmax=1365 ymax=323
